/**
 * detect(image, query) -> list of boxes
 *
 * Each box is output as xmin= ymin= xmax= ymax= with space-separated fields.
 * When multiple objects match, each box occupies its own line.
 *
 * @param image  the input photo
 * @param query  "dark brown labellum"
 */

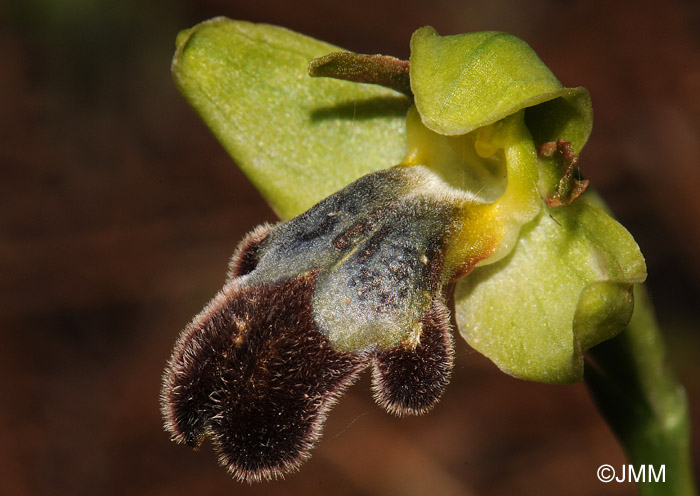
xmin=161 ymin=167 xmax=457 ymax=481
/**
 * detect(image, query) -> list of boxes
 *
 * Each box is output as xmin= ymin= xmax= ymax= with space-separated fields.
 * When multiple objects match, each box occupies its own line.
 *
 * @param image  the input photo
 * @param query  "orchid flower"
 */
xmin=160 ymin=19 xmax=693 ymax=495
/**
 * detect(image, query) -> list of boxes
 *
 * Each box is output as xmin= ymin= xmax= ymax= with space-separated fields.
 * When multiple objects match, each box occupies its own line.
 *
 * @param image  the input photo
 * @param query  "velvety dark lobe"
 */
xmin=227 ymin=223 xmax=272 ymax=279
xmin=162 ymin=272 xmax=370 ymax=482
xmin=372 ymin=297 xmax=454 ymax=416
xmin=162 ymin=277 xmax=455 ymax=481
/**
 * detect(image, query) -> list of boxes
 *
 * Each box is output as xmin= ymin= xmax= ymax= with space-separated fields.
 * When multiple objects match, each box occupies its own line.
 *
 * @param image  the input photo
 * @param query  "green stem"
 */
xmin=585 ymin=284 xmax=697 ymax=496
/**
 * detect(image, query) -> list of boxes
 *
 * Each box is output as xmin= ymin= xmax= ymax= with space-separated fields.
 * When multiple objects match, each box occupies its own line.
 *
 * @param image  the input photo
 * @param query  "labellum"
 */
xmin=161 ymin=167 xmax=459 ymax=481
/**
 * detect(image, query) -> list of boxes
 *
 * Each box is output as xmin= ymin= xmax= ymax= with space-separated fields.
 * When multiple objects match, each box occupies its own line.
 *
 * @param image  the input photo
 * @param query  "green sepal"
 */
xmin=454 ymin=197 xmax=647 ymax=384
xmin=172 ymin=17 xmax=410 ymax=219
xmin=409 ymin=26 xmax=592 ymax=152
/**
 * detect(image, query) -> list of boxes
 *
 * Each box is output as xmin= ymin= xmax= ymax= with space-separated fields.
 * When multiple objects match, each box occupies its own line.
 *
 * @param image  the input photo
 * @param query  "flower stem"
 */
xmin=585 ymin=284 xmax=697 ymax=496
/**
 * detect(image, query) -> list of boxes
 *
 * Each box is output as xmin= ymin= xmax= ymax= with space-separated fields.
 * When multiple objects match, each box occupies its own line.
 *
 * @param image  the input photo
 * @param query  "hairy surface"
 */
xmin=372 ymin=296 xmax=454 ymax=416
xmin=161 ymin=167 xmax=460 ymax=482
xmin=226 ymin=222 xmax=273 ymax=279
xmin=161 ymin=272 xmax=370 ymax=481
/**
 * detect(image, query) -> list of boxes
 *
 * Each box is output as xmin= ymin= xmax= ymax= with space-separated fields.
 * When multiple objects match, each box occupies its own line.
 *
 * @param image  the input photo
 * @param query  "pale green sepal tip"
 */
xmin=172 ymin=17 xmax=410 ymax=220
xmin=454 ymin=197 xmax=647 ymax=384
xmin=409 ymin=26 xmax=592 ymax=152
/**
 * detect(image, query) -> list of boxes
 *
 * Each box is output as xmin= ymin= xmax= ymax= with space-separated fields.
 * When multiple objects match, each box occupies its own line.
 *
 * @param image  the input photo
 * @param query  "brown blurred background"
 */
xmin=2 ymin=0 xmax=699 ymax=495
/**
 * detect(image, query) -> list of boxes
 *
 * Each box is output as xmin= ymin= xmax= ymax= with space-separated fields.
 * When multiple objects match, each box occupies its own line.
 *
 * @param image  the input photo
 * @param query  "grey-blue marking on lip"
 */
xmin=236 ymin=166 xmax=458 ymax=351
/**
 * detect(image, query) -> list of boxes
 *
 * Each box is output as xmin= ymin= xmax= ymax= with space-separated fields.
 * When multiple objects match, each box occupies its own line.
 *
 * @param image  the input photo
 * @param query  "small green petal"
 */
xmin=173 ymin=17 xmax=410 ymax=219
xmin=454 ymin=197 xmax=647 ymax=384
xmin=524 ymin=88 xmax=592 ymax=154
xmin=409 ymin=26 xmax=592 ymax=152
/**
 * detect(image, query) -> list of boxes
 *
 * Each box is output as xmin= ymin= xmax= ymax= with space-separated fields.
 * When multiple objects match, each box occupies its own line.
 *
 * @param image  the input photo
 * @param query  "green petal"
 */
xmin=454 ymin=197 xmax=647 ymax=384
xmin=524 ymin=87 xmax=592 ymax=154
xmin=409 ymin=26 xmax=592 ymax=152
xmin=173 ymin=17 xmax=410 ymax=219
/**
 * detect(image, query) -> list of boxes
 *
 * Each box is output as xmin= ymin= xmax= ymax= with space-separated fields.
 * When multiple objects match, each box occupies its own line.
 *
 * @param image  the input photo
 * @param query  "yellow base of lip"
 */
xmin=399 ymin=106 xmax=543 ymax=283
